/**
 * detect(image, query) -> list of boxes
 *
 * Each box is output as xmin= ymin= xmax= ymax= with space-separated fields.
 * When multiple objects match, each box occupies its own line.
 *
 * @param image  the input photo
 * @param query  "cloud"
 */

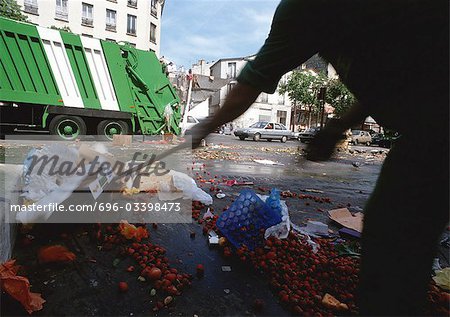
xmin=161 ymin=0 xmax=279 ymax=68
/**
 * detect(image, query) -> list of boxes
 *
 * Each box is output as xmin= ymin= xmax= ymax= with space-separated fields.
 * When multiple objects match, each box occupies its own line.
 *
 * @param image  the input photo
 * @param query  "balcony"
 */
xmin=127 ymin=0 xmax=137 ymax=8
xmin=106 ymin=23 xmax=116 ymax=32
xmin=151 ymin=5 xmax=157 ymax=17
xmin=55 ymin=8 xmax=68 ymax=21
xmin=24 ymin=1 xmax=38 ymax=15
xmin=81 ymin=17 xmax=93 ymax=27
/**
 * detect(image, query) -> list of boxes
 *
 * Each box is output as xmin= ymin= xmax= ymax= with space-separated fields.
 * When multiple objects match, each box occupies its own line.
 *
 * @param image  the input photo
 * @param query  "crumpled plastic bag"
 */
xmin=161 ymin=170 xmax=212 ymax=205
xmin=433 ymin=267 xmax=450 ymax=291
xmin=38 ymin=245 xmax=76 ymax=264
xmin=262 ymin=191 xmax=291 ymax=240
xmin=0 ymin=259 xmax=45 ymax=314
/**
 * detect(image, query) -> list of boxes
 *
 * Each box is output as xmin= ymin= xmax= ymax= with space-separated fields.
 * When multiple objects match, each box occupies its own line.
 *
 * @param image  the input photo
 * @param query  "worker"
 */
xmin=188 ymin=0 xmax=448 ymax=314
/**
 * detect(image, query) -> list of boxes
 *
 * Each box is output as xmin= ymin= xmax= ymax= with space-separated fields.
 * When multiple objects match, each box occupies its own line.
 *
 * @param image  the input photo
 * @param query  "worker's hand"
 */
xmin=306 ymin=119 xmax=346 ymax=161
xmin=185 ymin=118 xmax=216 ymax=149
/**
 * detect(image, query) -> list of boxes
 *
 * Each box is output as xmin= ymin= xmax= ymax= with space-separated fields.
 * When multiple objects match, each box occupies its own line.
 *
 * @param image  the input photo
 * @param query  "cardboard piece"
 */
xmin=112 ymin=134 xmax=132 ymax=146
xmin=328 ymin=208 xmax=363 ymax=233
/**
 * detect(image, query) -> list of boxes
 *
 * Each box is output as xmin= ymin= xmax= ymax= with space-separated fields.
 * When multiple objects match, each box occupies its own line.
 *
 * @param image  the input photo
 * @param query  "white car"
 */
xmin=183 ymin=115 xmax=200 ymax=130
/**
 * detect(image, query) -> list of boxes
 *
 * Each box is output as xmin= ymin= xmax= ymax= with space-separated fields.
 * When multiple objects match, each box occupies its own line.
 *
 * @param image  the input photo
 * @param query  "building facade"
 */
xmin=208 ymin=56 xmax=292 ymax=129
xmin=18 ymin=0 xmax=163 ymax=54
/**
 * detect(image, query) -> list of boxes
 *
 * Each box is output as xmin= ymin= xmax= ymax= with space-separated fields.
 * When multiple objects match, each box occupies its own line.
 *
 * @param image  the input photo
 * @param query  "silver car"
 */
xmin=351 ymin=130 xmax=372 ymax=145
xmin=233 ymin=121 xmax=292 ymax=142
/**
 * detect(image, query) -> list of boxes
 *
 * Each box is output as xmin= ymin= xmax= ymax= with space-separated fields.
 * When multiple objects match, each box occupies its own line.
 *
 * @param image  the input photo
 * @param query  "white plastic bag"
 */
xmin=159 ymin=170 xmax=212 ymax=205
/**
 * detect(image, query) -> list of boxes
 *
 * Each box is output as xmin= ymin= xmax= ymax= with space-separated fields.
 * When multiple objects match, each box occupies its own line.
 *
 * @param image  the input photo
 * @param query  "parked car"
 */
xmin=351 ymin=130 xmax=372 ymax=145
xmin=183 ymin=115 xmax=200 ymax=131
xmin=290 ymin=131 xmax=301 ymax=140
xmin=371 ymin=132 xmax=400 ymax=148
xmin=299 ymin=127 xmax=320 ymax=143
xmin=234 ymin=121 xmax=292 ymax=142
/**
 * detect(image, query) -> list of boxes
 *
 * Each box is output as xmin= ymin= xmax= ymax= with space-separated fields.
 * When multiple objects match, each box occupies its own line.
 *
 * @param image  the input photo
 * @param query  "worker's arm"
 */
xmin=306 ymin=102 xmax=368 ymax=161
xmin=188 ymin=83 xmax=261 ymax=148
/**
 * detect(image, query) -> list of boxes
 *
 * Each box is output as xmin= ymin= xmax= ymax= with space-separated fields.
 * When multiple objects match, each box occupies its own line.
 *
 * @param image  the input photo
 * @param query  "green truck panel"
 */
xmin=0 ymin=18 xmax=61 ymax=105
xmin=0 ymin=17 xmax=182 ymax=136
xmin=102 ymin=42 xmax=181 ymax=134
xmin=59 ymin=31 xmax=101 ymax=110
xmin=100 ymin=40 xmax=135 ymax=113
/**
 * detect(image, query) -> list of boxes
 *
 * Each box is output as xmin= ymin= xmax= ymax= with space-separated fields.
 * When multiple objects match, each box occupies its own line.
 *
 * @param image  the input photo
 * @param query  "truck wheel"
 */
xmin=280 ymin=136 xmax=287 ymax=143
xmin=239 ymin=136 xmax=246 ymax=140
xmin=49 ymin=115 xmax=86 ymax=141
xmin=97 ymin=120 xmax=129 ymax=141
xmin=253 ymin=133 xmax=261 ymax=141
xmin=354 ymin=139 xmax=359 ymax=145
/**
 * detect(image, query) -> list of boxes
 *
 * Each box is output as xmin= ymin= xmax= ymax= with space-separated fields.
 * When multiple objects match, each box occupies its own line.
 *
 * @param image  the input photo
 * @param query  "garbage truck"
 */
xmin=0 ymin=17 xmax=182 ymax=140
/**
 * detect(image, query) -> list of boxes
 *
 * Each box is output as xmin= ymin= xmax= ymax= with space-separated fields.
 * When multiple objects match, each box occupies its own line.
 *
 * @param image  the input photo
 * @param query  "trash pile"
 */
xmin=188 ymin=182 xmax=450 ymax=316
xmin=193 ymin=149 xmax=240 ymax=161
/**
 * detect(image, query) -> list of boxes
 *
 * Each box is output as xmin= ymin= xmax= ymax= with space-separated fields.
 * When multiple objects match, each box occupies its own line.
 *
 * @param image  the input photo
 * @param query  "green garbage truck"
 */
xmin=0 ymin=17 xmax=182 ymax=140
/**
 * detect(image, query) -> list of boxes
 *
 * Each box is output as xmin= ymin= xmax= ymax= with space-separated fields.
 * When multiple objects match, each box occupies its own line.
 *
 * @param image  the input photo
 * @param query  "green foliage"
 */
xmin=280 ymin=70 xmax=356 ymax=118
xmin=0 ymin=0 xmax=28 ymax=22
xmin=50 ymin=25 xmax=72 ymax=32
xmin=324 ymin=78 xmax=356 ymax=118
xmin=279 ymin=70 xmax=326 ymax=114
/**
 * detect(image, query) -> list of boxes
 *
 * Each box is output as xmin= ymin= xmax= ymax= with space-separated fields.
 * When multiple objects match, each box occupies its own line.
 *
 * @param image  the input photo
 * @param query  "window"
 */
xmin=149 ymin=23 xmax=156 ymax=43
xmin=24 ymin=0 xmax=38 ymax=15
xmin=227 ymin=82 xmax=236 ymax=94
xmin=105 ymin=38 xmax=116 ymax=42
xmin=275 ymin=123 xmax=283 ymax=130
xmin=81 ymin=33 xmax=93 ymax=38
xmin=227 ymin=62 xmax=236 ymax=78
xmin=187 ymin=116 xmax=196 ymax=124
xmin=127 ymin=14 xmax=137 ymax=35
xmin=129 ymin=43 xmax=136 ymax=47
xmin=106 ymin=9 xmax=116 ymax=31
xmin=151 ymin=0 xmax=157 ymax=17
xmin=55 ymin=0 xmax=68 ymax=20
xmin=127 ymin=0 xmax=137 ymax=8
xmin=81 ymin=3 xmax=93 ymax=26
xmin=277 ymin=110 xmax=287 ymax=125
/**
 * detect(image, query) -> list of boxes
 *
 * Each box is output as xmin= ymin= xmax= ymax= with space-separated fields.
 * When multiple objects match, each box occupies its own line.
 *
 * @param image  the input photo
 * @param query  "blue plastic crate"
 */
xmin=216 ymin=189 xmax=283 ymax=249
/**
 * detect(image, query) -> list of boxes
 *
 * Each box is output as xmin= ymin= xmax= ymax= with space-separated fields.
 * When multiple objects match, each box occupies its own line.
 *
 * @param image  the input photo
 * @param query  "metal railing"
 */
xmin=55 ymin=8 xmax=68 ymax=20
xmin=151 ymin=5 xmax=157 ymax=17
xmin=106 ymin=23 xmax=116 ymax=32
xmin=24 ymin=1 xmax=38 ymax=14
xmin=81 ymin=17 xmax=93 ymax=26
xmin=127 ymin=0 xmax=137 ymax=8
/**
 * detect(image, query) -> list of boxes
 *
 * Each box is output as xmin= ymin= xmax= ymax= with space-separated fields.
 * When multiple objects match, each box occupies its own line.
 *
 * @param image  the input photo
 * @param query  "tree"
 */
xmin=280 ymin=70 xmax=357 ymax=128
xmin=0 ymin=0 xmax=28 ymax=22
xmin=325 ymin=78 xmax=356 ymax=118
xmin=279 ymin=70 xmax=327 ymax=128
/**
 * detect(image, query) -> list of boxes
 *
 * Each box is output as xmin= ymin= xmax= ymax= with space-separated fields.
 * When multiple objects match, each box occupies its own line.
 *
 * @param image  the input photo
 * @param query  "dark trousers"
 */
xmin=358 ymin=134 xmax=449 ymax=315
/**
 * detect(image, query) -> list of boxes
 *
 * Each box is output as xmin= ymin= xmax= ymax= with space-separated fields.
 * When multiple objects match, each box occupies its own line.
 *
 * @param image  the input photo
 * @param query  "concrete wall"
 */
xmin=188 ymin=99 xmax=209 ymax=119
xmin=18 ymin=0 xmax=162 ymax=54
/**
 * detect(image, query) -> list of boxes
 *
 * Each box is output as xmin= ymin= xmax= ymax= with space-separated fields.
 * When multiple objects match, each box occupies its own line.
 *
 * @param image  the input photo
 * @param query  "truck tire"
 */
xmin=239 ymin=136 xmax=246 ymax=140
xmin=97 ymin=120 xmax=129 ymax=141
xmin=253 ymin=133 xmax=261 ymax=141
xmin=280 ymin=136 xmax=287 ymax=143
xmin=49 ymin=115 xmax=86 ymax=141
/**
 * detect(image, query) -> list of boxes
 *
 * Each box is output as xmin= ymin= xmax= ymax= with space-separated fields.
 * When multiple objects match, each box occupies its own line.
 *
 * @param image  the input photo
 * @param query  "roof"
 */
xmin=193 ymin=74 xmax=230 ymax=91
xmin=210 ymin=54 xmax=256 ymax=69
xmin=190 ymin=74 xmax=231 ymax=104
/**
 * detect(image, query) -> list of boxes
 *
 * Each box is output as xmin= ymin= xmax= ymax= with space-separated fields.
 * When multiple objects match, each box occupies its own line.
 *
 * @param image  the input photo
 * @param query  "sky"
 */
xmin=160 ymin=0 xmax=280 ymax=69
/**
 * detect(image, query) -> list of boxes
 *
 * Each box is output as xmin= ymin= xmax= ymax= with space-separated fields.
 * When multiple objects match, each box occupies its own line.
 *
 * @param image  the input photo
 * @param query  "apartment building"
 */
xmin=208 ymin=56 xmax=292 ymax=129
xmin=18 ymin=0 xmax=163 ymax=54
